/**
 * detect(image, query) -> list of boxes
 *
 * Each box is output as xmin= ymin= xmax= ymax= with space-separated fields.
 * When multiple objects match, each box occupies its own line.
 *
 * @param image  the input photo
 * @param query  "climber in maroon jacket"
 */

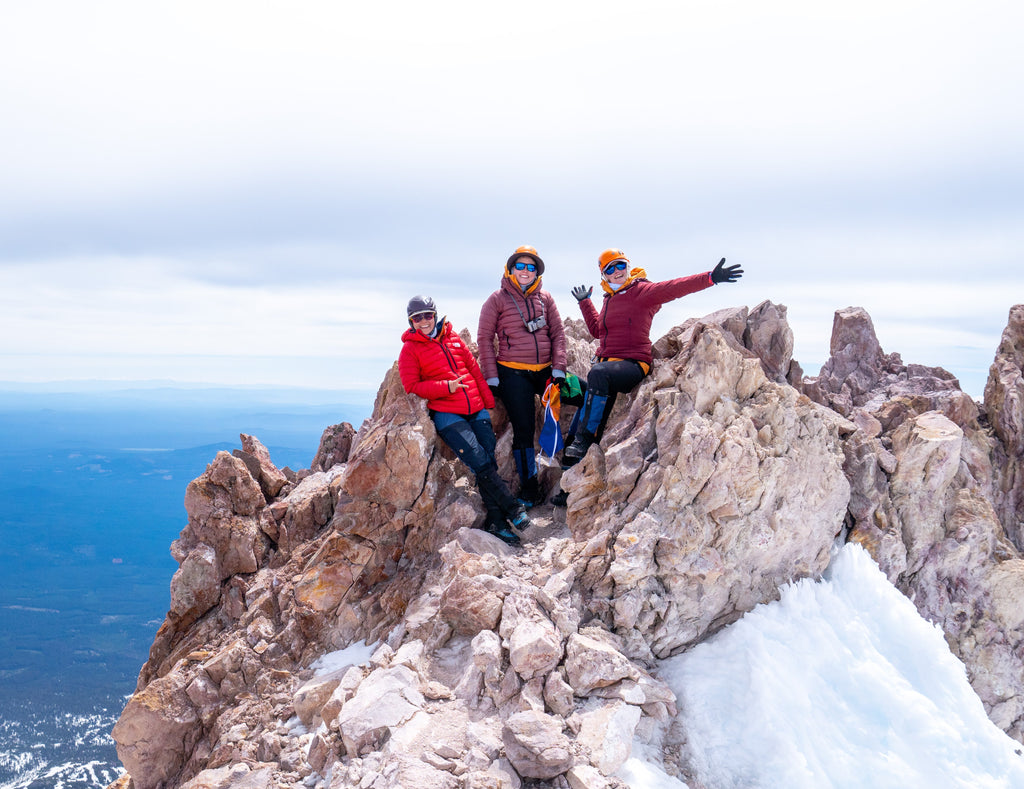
xmin=398 ymin=295 xmax=529 ymax=545
xmin=477 ymin=245 xmax=586 ymax=508
xmin=563 ymin=249 xmax=743 ymax=466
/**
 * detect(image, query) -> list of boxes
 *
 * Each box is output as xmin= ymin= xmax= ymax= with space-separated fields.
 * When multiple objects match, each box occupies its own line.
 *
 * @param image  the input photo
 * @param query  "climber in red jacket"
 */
xmin=398 ymin=295 xmax=529 ymax=545
xmin=562 ymin=249 xmax=743 ymax=468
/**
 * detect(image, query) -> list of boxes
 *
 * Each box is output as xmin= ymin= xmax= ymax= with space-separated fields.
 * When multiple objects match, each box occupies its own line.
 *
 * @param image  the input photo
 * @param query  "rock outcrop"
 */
xmin=109 ymin=301 xmax=1024 ymax=788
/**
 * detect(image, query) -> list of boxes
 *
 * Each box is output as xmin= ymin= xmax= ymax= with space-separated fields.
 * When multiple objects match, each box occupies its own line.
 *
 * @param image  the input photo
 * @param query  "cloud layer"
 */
xmin=2 ymin=1 xmax=1021 ymax=397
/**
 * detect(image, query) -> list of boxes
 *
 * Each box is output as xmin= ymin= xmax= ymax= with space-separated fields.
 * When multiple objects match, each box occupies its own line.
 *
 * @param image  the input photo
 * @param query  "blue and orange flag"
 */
xmin=539 ymin=380 xmax=563 ymax=457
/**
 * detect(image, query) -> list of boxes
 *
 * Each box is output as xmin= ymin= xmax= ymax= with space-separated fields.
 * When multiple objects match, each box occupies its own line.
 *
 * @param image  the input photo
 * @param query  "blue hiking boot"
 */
xmin=509 ymin=506 xmax=532 ymax=532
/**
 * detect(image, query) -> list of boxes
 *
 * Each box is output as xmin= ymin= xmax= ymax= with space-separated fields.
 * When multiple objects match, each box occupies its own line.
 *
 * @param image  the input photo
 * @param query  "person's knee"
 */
xmin=587 ymin=366 xmax=612 ymax=396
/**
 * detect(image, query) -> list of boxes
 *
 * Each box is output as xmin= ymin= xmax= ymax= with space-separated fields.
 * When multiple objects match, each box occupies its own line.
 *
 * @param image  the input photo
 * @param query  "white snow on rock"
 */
xmin=628 ymin=543 xmax=1024 ymax=789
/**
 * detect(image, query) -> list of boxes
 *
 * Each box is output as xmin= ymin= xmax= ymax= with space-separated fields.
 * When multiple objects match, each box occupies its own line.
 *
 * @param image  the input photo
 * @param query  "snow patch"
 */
xmin=648 ymin=543 xmax=1024 ymax=789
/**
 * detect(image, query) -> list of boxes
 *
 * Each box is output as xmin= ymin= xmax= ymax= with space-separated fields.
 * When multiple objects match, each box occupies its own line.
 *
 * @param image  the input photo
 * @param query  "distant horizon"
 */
xmin=0 ymin=378 xmax=377 ymax=394
xmin=0 ymin=339 xmax=998 ymax=404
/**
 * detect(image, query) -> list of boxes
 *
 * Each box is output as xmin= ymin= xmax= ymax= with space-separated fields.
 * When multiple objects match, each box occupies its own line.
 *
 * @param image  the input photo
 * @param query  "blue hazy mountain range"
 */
xmin=0 ymin=384 xmax=371 ymax=788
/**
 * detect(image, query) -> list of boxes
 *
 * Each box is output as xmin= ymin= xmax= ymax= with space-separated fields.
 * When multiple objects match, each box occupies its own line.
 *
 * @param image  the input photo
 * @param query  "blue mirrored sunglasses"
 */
xmin=513 ymin=262 xmax=537 ymax=272
xmin=410 ymin=311 xmax=435 ymax=322
xmin=603 ymin=261 xmax=628 ymax=275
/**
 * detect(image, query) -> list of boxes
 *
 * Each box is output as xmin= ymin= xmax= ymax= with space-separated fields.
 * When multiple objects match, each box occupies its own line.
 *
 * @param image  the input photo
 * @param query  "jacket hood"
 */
xmin=600 ymin=267 xmax=647 ymax=296
xmin=503 ymin=267 xmax=543 ymax=297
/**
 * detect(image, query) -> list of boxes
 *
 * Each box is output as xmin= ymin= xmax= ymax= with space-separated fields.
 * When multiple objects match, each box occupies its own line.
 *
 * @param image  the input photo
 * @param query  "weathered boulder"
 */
xmin=265 ymin=466 xmax=344 ymax=555
xmin=744 ymin=299 xmax=795 ymax=383
xmin=169 ymin=543 xmax=222 ymax=625
xmin=311 ymin=421 xmax=357 ymax=472
xmin=800 ymin=305 xmax=977 ymax=431
xmin=502 ymin=710 xmax=575 ymax=779
xmin=237 ymin=433 xmax=289 ymax=499
xmin=439 ymin=573 xmax=506 ymax=636
xmin=341 ymin=366 xmax=434 ymax=510
xmin=564 ymin=632 xmax=640 ymax=695
xmin=183 ymin=451 xmax=266 ymax=522
xmin=111 ymin=669 xmax=200 ymax=789
xmin=575 ymin=699 xmax=642 ymax=775
xmin=332 ymin=664 xmax=426 ymax=757
xmin=500 ymin=590 xmax=563 ymax=681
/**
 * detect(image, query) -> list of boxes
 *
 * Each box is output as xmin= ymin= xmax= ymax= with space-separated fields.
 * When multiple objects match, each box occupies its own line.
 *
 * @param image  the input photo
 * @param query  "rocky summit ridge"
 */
xmin=107 ymin=302 xmax=1024 ymax=789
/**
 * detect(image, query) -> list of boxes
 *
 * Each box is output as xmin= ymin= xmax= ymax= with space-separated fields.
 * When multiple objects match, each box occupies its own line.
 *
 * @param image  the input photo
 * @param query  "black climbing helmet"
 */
xmin=407 ymin=295 xmax=437 ymax=325
xmin=407 ymin=295 xmax=436 ymax=317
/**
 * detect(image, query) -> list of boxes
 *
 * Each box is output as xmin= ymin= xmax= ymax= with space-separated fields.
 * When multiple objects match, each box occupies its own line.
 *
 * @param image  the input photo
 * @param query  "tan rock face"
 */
xmin=985 ymin=304 xmax=1024 ymax=548
xmin=804 ymin=303 xmax=1024 ymax=742
xmin=311 ymin=421 xmax=356 ymax=472
xmin=109 ymin=304 xmax=1024 ymax=789
xmin=561 ymin=320 xmax=851 ymax=658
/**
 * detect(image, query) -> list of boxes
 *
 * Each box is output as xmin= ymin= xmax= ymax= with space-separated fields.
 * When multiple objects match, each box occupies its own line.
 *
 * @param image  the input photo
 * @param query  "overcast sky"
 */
xmin=1 ymin=1 xmax=1021 ymax=398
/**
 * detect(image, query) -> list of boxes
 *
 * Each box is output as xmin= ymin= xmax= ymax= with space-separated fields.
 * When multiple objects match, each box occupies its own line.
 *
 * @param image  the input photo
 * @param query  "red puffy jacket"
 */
xmin=579 ymin=269 xmax=714 ymax=366
xmin=399 ymin=319 xmax=495 ymax=414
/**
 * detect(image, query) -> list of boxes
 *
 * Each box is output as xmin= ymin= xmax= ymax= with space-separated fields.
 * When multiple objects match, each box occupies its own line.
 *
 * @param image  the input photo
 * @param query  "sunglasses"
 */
xmin=513 ymin=262 xmax=537 ymax=272
xmin=410 ymin=311 xmax=435 ymax=323
xmin=603 ymin=261 xmax=628 ymax=276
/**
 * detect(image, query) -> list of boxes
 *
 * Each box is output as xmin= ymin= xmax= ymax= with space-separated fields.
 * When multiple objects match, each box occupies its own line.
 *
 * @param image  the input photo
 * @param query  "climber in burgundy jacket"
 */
xmin=562 ymin=250 xmax=744 ymax=469
xmin=477 ymin=245 xmax=585 ymax=508
xmin=398 ymin=295 xmax=529 ymax=544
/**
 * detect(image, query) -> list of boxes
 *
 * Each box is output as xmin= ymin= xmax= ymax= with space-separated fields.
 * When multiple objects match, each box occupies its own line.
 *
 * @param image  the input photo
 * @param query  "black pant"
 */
xmin=583 ymin=359 xmax=646 ymax=439
xmin=432 ymin=410 xmax=519 ymax=523
xmin=497 ymin=366 xmax=586 ymax=450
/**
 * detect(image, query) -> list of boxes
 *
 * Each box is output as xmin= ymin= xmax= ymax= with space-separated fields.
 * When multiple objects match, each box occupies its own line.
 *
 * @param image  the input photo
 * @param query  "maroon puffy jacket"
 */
xmin=477 ymin=273 xmax=566 ymax=381
xmin=399 ymin=319 xmax=495 ymax=414
xmin=579 ymin=270 xmax=714 ymax=366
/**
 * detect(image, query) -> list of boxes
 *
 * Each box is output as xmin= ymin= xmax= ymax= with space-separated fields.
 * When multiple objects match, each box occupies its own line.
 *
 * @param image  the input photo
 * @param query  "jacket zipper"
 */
xmin=438 ymin=336 xmax=472 ymax=412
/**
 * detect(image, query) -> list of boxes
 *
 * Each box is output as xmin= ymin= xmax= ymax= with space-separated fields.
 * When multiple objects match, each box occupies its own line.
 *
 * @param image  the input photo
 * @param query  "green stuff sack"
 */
xmin=559 ymin=372 xmax=583 ymax=400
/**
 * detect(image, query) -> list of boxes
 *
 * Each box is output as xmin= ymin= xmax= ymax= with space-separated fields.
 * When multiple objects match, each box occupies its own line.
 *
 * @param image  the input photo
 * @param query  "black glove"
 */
xmin=572 ymin=285 xmax=593 ymax=301
xmin=711 ymin=258 xmax=743 ymax=284
xmin=489 ymin=384 xmax=501 ymax=400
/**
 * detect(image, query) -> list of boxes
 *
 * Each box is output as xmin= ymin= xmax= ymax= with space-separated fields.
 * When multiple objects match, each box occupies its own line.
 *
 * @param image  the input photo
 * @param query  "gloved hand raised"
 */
xmin=711 ymin=258 xmax=743 ymax=284
xmin=572 ymin=285 xmax=593 ymax=302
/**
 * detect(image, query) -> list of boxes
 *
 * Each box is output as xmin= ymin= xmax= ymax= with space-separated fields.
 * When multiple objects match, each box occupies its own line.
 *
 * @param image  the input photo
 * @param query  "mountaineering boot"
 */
xmin=476 ymin=461 xmax=521 ymax=514
xmin=549 ymin=487 xmax=568 ymax=507
xmin=509 ymin=504 xmax=532 ymax=533
xmin=512 ymin=447 xmax=543 ymax=508
xmin=562 ymin=391 xmax=608 ymax=466
xmin=517 ymin=475 xmax=543 ymax=508
xmin=562 ymin=429 xmax=597 ymax=464
xmin=489 ymin=523 xmax=522 ymax=545
xmin=560 ymin=408 xmax=583 ymax=467
xmin=480 ymin=509 xmax=521 ymax=545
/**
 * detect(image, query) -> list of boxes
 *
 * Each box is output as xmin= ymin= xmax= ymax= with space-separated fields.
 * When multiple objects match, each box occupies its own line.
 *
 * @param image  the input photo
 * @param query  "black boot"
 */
xmin=517 ymin=475 xmax=543 ymax=508
xmin=479 ymin=507 xmax=520 ymax=545
xmin=508 ymin=504 xmax=532 ymax=532
xmin=488 ymin=521 xmax=521 ymax=545
xmin=563 ymin=429 xmax=596 ymax=464
xmin=477 ymin=463 xmax=526 ymax=542
xmin=549 ymin=487 xmax=568 ymax=507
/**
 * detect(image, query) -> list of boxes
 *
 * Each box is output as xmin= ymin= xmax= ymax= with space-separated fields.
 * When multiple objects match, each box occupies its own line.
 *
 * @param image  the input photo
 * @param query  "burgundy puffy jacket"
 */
xmin=579 ymin=271 xmax=714 ymax=366
xmin=477 ymin=274 xmax=567 ymax=380
xmin=399 ymin=320 xmax=495 ymax=414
